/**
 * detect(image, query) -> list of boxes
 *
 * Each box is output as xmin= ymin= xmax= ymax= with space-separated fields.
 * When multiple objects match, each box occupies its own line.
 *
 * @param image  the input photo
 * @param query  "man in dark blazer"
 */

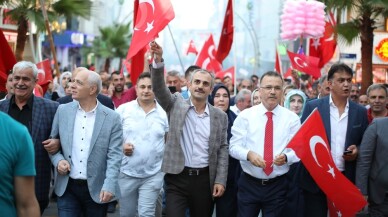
xmin=0 ymin=61 xmax=59 ymax=214
xmin=298 ymin=63 xmax=369 ymax=217
xmin=57 ymin=67 xmax=115 ymax=110
xmin=150 ymin=42 xmax=229 ymax=217
xmin=356 ymin=117 xmax=388 ymax=216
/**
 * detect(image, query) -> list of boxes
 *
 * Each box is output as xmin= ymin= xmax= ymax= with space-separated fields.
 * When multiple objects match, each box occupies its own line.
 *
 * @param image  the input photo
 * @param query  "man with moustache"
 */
xmin=150 ymin=41 xmax=229 ymax=217
xmin=0 ymin=61 xmax=59 ymax=214
xmin=110 ymin=71 xmax=136 ymax=107
xmin=299 ymin=63 xmax=369 ymax=217
xmin=365 ymin=84 xmax=388 ymax=123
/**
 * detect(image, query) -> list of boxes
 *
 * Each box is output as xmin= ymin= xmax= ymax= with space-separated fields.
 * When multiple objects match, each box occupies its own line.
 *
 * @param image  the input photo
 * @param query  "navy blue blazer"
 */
xmin=298 ymin=96 xmax=368 ymax=193
xmin=57 ymin=94 xmax=115 ymax=110
xmin=0 ymin=96 xmax=59 ymax=204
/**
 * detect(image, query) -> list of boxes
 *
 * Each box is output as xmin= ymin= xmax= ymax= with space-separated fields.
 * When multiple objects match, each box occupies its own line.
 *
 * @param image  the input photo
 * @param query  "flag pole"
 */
xmin=232 ymin=0 xmax=237 ymax=96
xmin=39 ymin=0 xmax=60 ymax=78
xmin=167 ymin=25 xmax=185 ymax=73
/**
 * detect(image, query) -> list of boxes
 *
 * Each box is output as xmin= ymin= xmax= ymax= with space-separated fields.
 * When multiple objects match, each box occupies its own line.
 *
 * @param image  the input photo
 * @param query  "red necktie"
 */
xmin=264 ymin=111 xmax=273 ymax=176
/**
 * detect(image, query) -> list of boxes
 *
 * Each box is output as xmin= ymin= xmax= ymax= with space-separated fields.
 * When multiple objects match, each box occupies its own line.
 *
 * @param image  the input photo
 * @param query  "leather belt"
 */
xmin=183 ymin=167 xmax=209 ymax=176
xmin=244 ymin=172 xmax=285 ymax=186
xmin=69 ymin=178 xmax=87 ymax=185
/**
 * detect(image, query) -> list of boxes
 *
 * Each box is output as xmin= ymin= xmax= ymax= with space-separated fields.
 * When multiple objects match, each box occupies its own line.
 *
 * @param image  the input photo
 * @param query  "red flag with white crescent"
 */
xmin=287 ymin=50 xmax=321 ymax=78
xmin=286 ymin=109 xmax=367 ymax=217
xmin=215 ymin=0 xmax=233 ymax=63
xmin=195 ymin=34 xmax=222 ymax=72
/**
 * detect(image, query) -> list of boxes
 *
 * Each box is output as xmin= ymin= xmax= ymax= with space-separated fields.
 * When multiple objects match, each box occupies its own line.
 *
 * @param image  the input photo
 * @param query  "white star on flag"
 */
xmin=144 ymin=21 xmax=154 ymax=33
xmin=337 ymin=211 xmax=342 ymax=217
xmin=312 ymin=39 xmax=320 ymax=49
xmin=327 ymin=164 xmax=335 ymax=178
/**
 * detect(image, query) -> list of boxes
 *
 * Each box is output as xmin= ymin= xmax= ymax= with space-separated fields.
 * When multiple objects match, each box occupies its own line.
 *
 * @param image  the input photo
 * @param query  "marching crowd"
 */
xmin=1 ymin=41 xmax=388 ymax=217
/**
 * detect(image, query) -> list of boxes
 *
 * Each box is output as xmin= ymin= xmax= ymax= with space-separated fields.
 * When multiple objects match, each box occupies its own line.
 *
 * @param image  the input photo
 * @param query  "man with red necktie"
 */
xmin=230 ymin=71 xmax=301 ymax=217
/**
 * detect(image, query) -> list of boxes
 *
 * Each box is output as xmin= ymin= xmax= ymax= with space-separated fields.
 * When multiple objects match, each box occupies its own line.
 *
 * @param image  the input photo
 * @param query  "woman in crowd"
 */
xmin=209 ymin=84 xmax=240 ymax=217
xmin=51 ymin=71 xmax=71 ymax=101
xmin=251 ymin=88 xmax=261 ymax=106
xmin=284 ymin=89 xmax=307 ymax=117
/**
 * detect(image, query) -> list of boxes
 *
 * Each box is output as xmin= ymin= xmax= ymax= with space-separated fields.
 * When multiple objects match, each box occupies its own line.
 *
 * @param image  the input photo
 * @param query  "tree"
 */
xmin=0 ymin=0 xmax=92 ymax=61
xmin=89 ymin=22 xmax=132 ymax=72
xmin=321 ymin=0 xmax=388 ymax=94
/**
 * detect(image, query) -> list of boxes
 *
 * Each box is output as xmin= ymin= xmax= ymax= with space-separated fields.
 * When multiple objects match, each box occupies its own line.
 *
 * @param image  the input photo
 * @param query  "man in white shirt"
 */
xmin=230 ymin=71 xmax=301 ymax=217
xmin=230 ymin=88 xmax=251 ymax=115
xmin=48 ymin=68 xmax=123 ymax=217
xmin=116 ymin=72 xmax=169 ymax=217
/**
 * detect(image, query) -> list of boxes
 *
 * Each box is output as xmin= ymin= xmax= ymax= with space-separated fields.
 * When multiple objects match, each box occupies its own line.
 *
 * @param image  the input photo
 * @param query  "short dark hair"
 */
xmin=260 ymin=71 xmax=283 ymax=84
xmin=251 ymin=74 xmax=259 ymax=80
xmin=185 ymin=65 xmax=201 ymax=79
xmin=137 ymin=72 xmax=151 ymax=83
xmin=110 ymin=71 xmax=122 ymax=80
xmin=327 ymin=63 xmax=353 ymax=80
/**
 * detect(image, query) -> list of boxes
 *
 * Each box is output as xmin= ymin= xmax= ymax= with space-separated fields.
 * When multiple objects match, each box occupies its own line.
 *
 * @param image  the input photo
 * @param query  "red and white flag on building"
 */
xmin=215 ymin=0 xmax=234 ymax=63
xmin=309 ymin=12 xmax=337 ymax=68
xmin=186 ymin=39 xmax=198 ymax=55
xmin=126 ymin=0 xmax=175 ymax=60
xmin=287 ymin=109 xmax=367 ymax=217
xmin=195 ymin=34 xmax=222 ymax=72
xmin=287 ymin=50 xmax=321 ymax=78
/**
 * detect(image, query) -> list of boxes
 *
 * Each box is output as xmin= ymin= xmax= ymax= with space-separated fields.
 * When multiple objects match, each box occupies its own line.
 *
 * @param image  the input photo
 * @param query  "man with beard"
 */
xmin=350 ymin=84 xmax=360 ymax=103
xmin=365 ymin=84 xmax=388 ymax=123
xmin=110 ymin=71 xmax=136 ymax=108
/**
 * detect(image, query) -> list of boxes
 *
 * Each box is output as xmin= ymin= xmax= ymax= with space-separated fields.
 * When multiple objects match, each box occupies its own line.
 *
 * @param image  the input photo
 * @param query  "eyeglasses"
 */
xmin=261 ymin=86 xmax=282 ymax=92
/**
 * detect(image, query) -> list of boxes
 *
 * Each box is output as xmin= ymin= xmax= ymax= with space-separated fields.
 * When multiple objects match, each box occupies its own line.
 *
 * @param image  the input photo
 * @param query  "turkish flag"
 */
xmin=215 ymin=0 xmax=233 ymax=63
xmin=287 ymin=109 xmax=367 ymax=217
xmin=126 ymin=0 xmax=175 ymax=60
xmin=195 ymin=34 xmax=222 ymax=72
xmin=216 ymin=66 xmax=235 ymax=81
xmin=287 ymin=50 xmax=321 ymax=78
xmin=186 ymin=39 xmax=198 ymax=55
xmin=309 ymin=12 xmax=337 ymax=68
xmin=36 ymin=59 xmax=53 ymax=95
xmin=0 ymin=29 xmax=16 ymax=92
xmin=275 ymin=46 xmax=283 ymax=75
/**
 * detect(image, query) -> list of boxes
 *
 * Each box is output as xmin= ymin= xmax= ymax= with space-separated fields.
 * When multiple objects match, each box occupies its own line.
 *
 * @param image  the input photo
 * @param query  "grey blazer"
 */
xmin=50 ymin=101 xmax=123 ymax=203
xmin=356 ymin=117 xmax=388 ymax=204
xmin=151 ymin=66 xmax=229 ymax=189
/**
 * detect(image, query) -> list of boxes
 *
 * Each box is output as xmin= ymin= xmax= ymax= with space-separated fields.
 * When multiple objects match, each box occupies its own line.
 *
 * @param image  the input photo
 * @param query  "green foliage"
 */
xmin=90 ymin=22 xmax=132 ymax=59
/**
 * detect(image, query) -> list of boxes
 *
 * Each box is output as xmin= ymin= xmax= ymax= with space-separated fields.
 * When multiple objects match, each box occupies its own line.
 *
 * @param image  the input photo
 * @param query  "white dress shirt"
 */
xmin=329 ymin=95 xmax=349 ymax=171
xmin=230 ymin=105 xmax=241 ymax=115
xmin=116 ymin=99 xmax=169 ymax=178
xmin=230 ymin=103 xmax=301 ymax=179
xmin=69 ymin=102 xmax=98 ymax=180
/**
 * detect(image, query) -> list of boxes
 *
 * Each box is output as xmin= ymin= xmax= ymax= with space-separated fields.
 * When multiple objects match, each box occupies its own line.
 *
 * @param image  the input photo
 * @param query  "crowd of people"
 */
xmin=1 ymin=41 xmax=387 ymax=217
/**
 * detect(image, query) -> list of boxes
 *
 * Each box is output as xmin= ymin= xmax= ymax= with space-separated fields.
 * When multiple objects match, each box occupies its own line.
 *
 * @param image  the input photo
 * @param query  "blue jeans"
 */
xmin=119 ymin=171 xmax=164 ymax=217
xmin=57 ymin=179 xmax=108 ymax=217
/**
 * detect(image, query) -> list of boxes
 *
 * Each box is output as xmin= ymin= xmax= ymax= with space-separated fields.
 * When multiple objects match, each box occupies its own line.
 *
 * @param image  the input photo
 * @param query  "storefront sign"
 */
xmin=375 ymin=38 xmax=388 ymax=62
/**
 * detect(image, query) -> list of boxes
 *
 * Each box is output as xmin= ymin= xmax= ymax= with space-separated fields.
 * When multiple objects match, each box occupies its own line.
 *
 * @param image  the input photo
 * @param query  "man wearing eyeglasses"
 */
xmin=230 ymin=71 xmax=301 ymax=217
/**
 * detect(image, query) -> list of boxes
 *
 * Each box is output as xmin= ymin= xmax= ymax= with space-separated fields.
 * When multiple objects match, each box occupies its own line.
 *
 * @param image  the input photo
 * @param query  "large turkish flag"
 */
xmin=287 ymin=109 xmax=367 ymax=217
xmin=195 ymin=34 xmax=222 ymax=72
xmin=287 ymin=50 xmax=321 ymax=78
xmin=215 ymin=0 xmax=233 ymax=63
xmin=126 ymin=0 xmax=175 ymax=59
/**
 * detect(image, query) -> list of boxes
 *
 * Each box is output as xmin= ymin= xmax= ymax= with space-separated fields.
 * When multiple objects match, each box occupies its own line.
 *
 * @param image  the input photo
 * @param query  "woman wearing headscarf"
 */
xmin=209 ymin=84 xmax=240 ymax=217
xmin=51 ymin=71 xmax=72 ymax=101
xmin=281 ymin=89 xmax=307 ymax=217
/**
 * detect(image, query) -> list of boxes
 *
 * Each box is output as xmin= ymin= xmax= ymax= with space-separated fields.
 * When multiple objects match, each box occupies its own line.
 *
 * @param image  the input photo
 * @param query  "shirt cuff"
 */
xmin=152 ymin=60 xmax=164 ymax=69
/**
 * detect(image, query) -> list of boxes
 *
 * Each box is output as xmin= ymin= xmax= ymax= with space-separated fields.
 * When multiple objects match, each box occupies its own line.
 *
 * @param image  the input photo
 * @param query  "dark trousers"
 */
xmin=280 ymin=164 xmax=304 ymax=217
xmin=57 ymin=178 xmax=108 ymax=217
xmin=369 ymin=193 xmax=388 ymax=217
xmin=39 ymin=199 xmax=49 ymax=215
xmin=237 ymin=172 xmax=288 ymax=217
xmin=164 ymin=167 xmax=213 ymax=217
xmin=302 ymin=190 xmax=327 ymax=217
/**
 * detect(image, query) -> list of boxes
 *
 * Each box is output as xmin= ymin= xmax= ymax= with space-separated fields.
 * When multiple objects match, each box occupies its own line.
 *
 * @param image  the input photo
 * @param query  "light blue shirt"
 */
xmin=180 ymin=101 xmax=211 ymax=168
xmin=116 ymin=99 xmax=169 ymax=178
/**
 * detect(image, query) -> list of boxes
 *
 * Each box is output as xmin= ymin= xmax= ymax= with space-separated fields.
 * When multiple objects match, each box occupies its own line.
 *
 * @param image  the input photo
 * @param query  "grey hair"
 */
xmin=318 ymin=75 xmax=328 ymax=85
xmin=235 ymin=88 xmax=252 ymax=104
xmin=167 ymin=70 xmax=180 ymax=77
xmin=87 ymin=70 xmax=102 ymax=94
xmin=366 ymin=84 xmax=387 ymax=97
xmin=189 ymin=69 xmax=215 ymax=88
xmin=13 ymin=61 xmax=39 ymax=79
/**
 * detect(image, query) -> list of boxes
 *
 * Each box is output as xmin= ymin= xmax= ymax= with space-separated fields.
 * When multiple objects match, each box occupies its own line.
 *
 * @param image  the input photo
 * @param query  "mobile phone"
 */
xmin=343 ymin=150 xmax=352 ymax=155
xmin=168 ymin=86 xmax=177 ymax=94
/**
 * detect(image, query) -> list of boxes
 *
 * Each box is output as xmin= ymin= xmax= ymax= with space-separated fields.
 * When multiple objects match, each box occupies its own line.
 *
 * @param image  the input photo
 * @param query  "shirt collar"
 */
xmin=10 ymin=94 xmax=34 ymax=109
xmin=329 ymin=94 xmax=349 ymax=109
xmin=190 ymin=100 xmax=210 ymax=115
xmin=257 ymin=103 xmax=280 ymax=116
xmin=77 ymin=100 xmax=99 ymax=114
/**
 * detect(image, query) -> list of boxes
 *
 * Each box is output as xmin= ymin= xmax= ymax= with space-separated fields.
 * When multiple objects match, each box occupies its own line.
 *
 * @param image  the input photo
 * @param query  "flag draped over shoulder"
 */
xmin=215 ymin=0 xmax=233 ymax=63
xmin=195 ymin=34 xmax=222 ymax=72
xmin=309 ymin=12 xmax=337 ymax=68
xmin=0 ymin=29 xmax=16 ymax=92
xmin=286 ymin=109 xmax=367 ymax=217
xmin=287 ymin=50 xmax=321 ymax=78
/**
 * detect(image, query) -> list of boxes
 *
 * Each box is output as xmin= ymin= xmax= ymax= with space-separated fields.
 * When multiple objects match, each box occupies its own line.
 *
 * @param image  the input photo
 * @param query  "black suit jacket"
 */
xmin=57 ymin=94 xmax=115 ymax=110
xmin=298 ymin=96 xmax=369 ymax=193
